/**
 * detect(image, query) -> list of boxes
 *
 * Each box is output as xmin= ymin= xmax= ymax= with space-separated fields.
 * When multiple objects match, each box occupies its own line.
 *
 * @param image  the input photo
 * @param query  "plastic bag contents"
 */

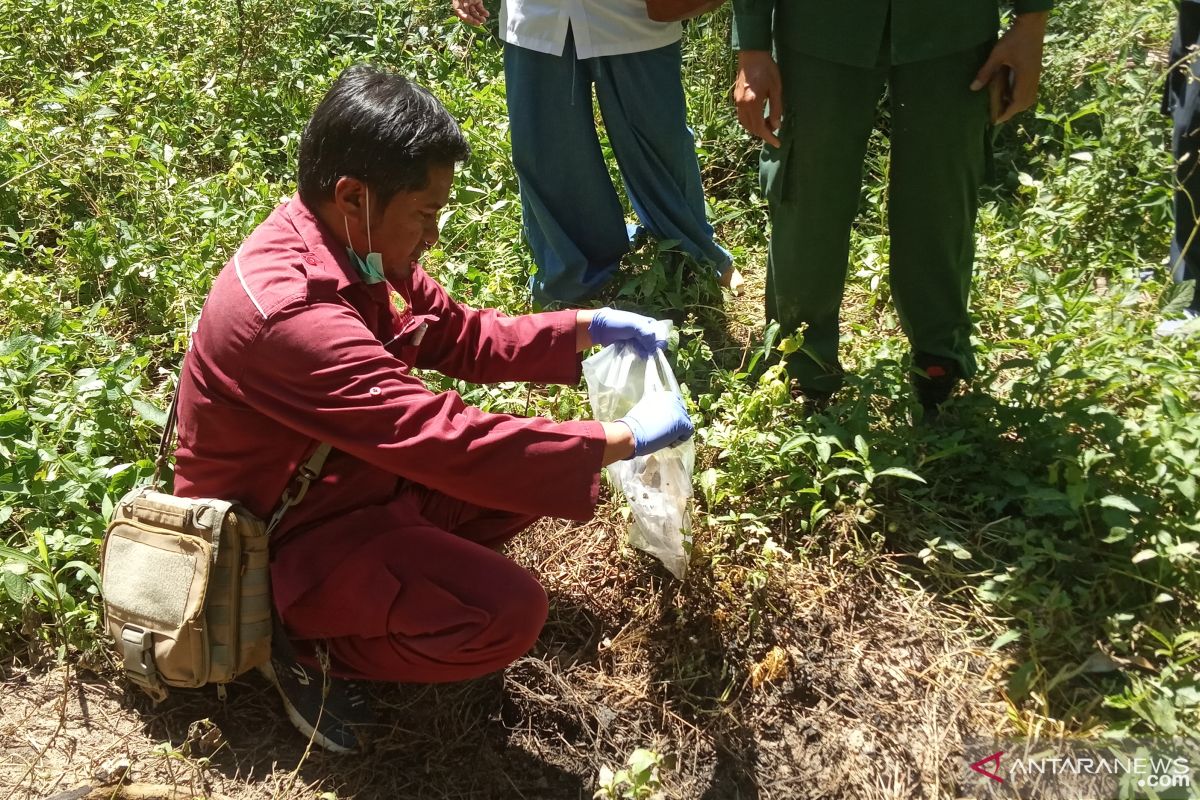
xmin=582 ymin=341 xmax=694 ymax=579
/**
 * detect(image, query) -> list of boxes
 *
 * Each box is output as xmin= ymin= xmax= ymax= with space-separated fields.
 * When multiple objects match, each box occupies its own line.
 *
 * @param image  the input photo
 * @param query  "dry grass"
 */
xmin=3 ymin=499 xmax=1009 ymax=799
xmin=2 ymin=207 xmax=1010 ymax=800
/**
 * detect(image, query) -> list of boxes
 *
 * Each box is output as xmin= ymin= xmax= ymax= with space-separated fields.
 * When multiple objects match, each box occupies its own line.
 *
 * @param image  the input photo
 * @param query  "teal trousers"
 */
xmin=761 ymin=40 xmax=993 ymax=392
xmin=505 ymin=34 xmax=732 ymax=306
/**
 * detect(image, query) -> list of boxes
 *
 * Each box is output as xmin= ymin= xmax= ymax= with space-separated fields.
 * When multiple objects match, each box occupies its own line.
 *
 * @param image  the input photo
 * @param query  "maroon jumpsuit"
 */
xmin=174 ymin=195 xmax=607 ymax=682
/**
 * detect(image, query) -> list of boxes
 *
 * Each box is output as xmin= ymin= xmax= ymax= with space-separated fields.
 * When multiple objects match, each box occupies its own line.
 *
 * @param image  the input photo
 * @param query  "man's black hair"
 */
xmin=298 ymin=64 xmax=470 ymax=208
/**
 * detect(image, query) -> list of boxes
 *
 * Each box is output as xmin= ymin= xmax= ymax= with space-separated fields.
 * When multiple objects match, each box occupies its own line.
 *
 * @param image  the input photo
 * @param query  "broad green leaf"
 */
xmin=0 ymin=409 xmax=27 ymax=424
xmin=627 ymin=748 xmax=658 ymax=776
xmin=0 ymin=546 xmax=41 ymax=570
xmin=2 ymin=570 xmax=31 ymax=604
xmin=62 ymin=560 xmax=101 ymax=591
xmin=1162 ymin=280 xmax=1196 ymax=316
xmin=1100 ymin=495 xmax=1140 ymax=513
xmin=777 ymin=334 xmax=802 ymax=356
xmin=0 ymin=336 xmax=36 ymax=357
xmin=131 ymin=399 xmax=167 ymax=428
xmin=875 ymin=467 xmax=926 ymax=484
xmin=854 ymin=435 xmax=869 ymax=459
xmin=1007 ymin=660 xmax=1037 ymax=701
xmin=991 ymin=630 xmax=1022 ymax=650
xmin=1179 ymin=477 xmax=1196 ymax=503
xmin=1102 ymin=527 xmax=1130 ymax=544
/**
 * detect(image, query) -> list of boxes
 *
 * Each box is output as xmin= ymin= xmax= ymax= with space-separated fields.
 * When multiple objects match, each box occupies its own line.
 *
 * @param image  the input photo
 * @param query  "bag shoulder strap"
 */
xmin=151 ymin=389 xmax=179 ymax=490
xmin=150 ymin=378 xmax=331 ymax=533
xmin=266 ymin=442 xmax=332 ymax=534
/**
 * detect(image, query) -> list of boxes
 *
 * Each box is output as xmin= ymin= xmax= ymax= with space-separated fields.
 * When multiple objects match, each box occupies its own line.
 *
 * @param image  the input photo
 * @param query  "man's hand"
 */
xmin=452 ymin=0 xmax=489 ymax=25
xmin=970 ymin=11 xmax=1048 ymax=124
xmin=583 ymin=308 xmax=669 ymax=358
xmin=617 ymin=392 xmax=694 ymax=458
xmin=734 ymin=50 xmax=784 ymax=147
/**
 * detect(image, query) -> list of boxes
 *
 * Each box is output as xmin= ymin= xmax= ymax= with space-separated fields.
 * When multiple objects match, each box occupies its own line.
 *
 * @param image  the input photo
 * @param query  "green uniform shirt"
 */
xmin=732 ymin=0 xmax=1054 ymax=68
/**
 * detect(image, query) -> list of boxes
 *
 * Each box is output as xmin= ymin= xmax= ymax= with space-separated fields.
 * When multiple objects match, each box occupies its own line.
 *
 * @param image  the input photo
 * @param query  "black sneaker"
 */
xmin=259 ymin=621 xmax=373 ymax=753
xmin=910 ymin=354 xmax=961 ymax=419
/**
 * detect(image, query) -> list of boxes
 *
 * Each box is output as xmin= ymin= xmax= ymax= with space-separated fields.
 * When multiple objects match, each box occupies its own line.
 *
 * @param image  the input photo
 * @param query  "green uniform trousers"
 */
xmin=762 ymin=39 xmax=993 ymax=392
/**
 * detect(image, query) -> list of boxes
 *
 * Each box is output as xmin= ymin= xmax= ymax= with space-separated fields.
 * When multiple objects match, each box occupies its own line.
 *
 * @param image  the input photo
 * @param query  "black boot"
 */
xmin=910 ymin=354 xmax=961 ymax=420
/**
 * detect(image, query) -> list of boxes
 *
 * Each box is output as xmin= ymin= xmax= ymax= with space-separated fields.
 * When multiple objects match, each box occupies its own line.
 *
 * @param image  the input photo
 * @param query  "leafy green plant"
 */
xmin=0 ymin=531 xmax=101 ymax=655
xmin=595 ymin=747 xmax=666 ymax=800
xmin=0 ymin=0 xmax=1196 ymax=746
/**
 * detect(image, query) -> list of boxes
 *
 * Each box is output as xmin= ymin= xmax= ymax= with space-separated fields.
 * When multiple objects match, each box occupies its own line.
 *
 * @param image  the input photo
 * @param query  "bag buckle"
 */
xmin=120 ymin=625 xmax=166 ymax=700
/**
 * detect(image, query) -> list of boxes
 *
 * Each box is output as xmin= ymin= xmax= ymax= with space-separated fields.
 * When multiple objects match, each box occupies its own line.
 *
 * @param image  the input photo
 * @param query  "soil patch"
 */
xmin=2 ymin=508 xmax=1004 ymax=799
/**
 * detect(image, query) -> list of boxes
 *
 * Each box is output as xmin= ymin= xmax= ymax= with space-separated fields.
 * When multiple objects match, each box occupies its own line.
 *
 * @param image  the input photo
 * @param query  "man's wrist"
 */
xmin=1013 ymin=10 xmax=1049 ymax=32
xmin=601 ymin=421 xmax=637 ymax=464
xmin=576 ymin=310 xmax=596 ymax=352
xmin=731 ymin=12 xmax=773 ymax=52
xmin=738 ymin=49 xmax=773 ymax=62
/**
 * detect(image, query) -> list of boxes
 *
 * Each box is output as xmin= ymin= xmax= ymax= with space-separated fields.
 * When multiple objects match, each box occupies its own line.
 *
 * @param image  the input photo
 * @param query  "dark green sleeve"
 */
xmin=1013 ymin=0 xmax=1053 ymax=13
xmin=731 ymin=0 xmax=775 ymax=51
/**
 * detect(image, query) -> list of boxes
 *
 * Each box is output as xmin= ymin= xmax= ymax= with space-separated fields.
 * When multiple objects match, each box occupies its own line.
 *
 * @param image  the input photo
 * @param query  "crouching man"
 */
xmin=172 ymin=64 xmax=692 ymax=752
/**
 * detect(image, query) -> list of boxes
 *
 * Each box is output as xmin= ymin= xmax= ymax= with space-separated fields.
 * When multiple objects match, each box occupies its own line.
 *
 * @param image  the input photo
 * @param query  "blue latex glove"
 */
xmin=588 ymin=308 xmax=668 ymax=358
xmin=617 ymin=392 xmax=694 ymax=458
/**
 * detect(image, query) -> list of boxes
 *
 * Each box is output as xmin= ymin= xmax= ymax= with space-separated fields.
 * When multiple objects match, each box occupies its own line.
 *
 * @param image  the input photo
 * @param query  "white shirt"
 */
xmin=500 ymin=0 xmax=682 ymax=60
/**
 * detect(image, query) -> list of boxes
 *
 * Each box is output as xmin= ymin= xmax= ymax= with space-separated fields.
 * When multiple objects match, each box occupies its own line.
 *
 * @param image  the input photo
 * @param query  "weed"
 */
xmin=0 ymin=0 xmax=1196 ymax=745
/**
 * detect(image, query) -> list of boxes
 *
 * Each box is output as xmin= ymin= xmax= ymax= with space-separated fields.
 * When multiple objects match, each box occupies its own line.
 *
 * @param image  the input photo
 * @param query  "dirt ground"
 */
xmin=1 ymin=269 xmax=1008 ymax=799
xmin=1 ymin=502 xmax=1008 ymax=800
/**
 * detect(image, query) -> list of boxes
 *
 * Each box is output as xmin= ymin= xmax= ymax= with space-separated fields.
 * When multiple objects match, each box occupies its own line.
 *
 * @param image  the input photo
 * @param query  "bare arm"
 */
xmin=601 ymin=422 xmax=636 ymax=464
xmin=576 ymin=309 xmax=597 ymax=352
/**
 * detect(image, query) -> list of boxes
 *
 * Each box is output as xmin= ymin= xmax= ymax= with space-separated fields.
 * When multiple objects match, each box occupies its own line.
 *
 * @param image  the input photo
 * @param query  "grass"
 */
xmin=2 ymin=0 xmax=1199 ymax=794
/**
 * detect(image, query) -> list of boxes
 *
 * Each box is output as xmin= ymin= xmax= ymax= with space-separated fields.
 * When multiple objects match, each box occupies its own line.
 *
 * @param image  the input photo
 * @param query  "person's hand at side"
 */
xmin=579 ymin=308 xmax=669 ymax=358
xmin=734 ymin=50 xmax=784 ymax=147
xmin=452 ymin=0 xmax=489 ymax=25
xmin=971 ymin=11 xmax=1049 ymax=124
xmin=616 ymin=393 xmax=694 ymax=458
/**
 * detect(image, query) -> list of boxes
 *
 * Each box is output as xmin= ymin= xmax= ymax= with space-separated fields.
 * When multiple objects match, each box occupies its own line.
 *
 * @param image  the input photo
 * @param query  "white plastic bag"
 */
xmin=582 ymin=343 xmax=694 ymax=579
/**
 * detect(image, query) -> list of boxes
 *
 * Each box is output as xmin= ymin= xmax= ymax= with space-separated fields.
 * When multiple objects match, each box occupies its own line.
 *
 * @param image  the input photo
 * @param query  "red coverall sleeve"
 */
xmin=405 ymin=267 xmax=583 ymax=385
xmin=236 ymin=300 xmax=606 ymax=521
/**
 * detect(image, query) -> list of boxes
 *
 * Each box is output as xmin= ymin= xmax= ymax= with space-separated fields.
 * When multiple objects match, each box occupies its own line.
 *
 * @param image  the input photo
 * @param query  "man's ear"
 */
xmin=332 ymin=176 xmax=368 ymax=224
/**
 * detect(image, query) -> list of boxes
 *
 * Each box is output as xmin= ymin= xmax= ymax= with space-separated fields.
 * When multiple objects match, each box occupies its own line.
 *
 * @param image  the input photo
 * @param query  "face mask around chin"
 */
xmin=344 ymin=188 xmax=386 ymax=285
xmin=345 ymin=245 xmax=386 ymax=284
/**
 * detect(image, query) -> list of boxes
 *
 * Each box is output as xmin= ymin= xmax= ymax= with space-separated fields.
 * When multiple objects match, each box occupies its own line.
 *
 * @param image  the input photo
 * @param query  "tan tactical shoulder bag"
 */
xmin=101 ymin=389 xmax=330 ymax=701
